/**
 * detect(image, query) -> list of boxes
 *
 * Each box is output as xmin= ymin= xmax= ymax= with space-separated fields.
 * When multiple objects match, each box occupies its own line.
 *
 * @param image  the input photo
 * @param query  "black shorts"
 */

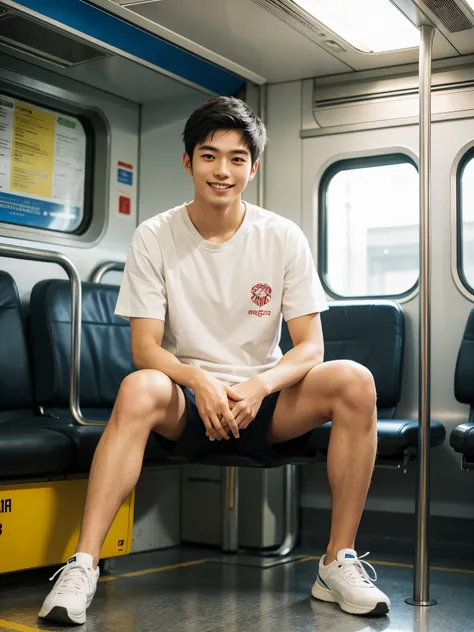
xmin=153 ymin=387 xmax=313 ymax=463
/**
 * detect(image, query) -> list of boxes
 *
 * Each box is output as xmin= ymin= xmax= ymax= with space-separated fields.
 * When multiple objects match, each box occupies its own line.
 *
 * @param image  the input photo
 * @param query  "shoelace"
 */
xmin=49 ymin=564 xmax=93 ymax=595
xmin=339 ymin=552 xmax=377 ymax=587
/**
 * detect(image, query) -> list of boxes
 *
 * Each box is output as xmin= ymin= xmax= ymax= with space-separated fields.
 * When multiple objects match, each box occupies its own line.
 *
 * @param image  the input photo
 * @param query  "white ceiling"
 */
xmin=105 ymin=0 xmax=474 ymax=83
xmin=129 ymin=0 xmax=351 ymax=81
xmin=6 ymin=0 xmax=474 ymax=103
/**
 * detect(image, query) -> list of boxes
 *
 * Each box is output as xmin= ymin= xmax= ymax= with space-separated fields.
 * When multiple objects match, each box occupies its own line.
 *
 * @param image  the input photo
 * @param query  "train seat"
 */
xmin=0 ymin=271 xmax=74 ymax=478
xmin=300 ymin=303 xmax=446 ymax=467
xmin=450 ymin=308 xmax=474 ymax=469
xmin=25 ymin=282 xmax=445 ymax=472
xmin=27 ymin=279 xmax=177 ymax=471
xmin=28 ymin=279 xmax=320 ymax=471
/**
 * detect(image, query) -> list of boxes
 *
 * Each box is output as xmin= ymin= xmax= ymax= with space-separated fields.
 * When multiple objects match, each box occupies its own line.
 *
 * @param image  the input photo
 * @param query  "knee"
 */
xmin=114 ymin=370 xmax=172 ymax=427
xmin=337 ymin=361 xmax=377 ymax=418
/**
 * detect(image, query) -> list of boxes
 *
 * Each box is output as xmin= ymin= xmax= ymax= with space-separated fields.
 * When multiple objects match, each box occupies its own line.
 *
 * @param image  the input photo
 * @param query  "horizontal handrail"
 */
xmin=90 ymin=261 xmax=125 ymax=284
xmin=0 ymin=243 xmax=105 ymax=426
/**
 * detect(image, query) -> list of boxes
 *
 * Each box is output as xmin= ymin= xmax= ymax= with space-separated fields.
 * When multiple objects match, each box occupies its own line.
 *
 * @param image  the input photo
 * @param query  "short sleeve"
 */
xmin=114 ymin=226 xmax=167 ymax=321
xmin=282 ymin=224 xmax=328 ymax=322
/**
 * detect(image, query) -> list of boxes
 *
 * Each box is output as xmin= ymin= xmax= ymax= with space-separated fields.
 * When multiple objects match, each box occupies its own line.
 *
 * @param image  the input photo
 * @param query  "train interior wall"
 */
xmin=1 ymin=47 xmax=474 ymax=556
xmin=265 ymin=76 xmax=474 ymax=555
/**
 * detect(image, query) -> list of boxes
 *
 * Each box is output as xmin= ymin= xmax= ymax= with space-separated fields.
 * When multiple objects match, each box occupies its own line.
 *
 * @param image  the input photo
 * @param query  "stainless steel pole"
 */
xmin=405 ymin=24 xmax=437 ymax=608
xmin=222 ymin=466 xmax=239 ymax=552
xmin=258 ymin=84 xmax=267 ymax=208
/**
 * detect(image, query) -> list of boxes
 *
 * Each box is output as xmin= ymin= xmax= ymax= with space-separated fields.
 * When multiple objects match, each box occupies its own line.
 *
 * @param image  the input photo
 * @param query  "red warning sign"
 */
xmin=119 ymin=196 xmax=131 ymax=215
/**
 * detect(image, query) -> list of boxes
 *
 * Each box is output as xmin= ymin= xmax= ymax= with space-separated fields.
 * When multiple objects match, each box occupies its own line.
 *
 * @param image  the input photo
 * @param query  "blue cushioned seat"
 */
xmin=28 ymin=280 xmax=179 ymax=471
xmin=27 ymin=280 xmax=320 ymax=470
xmin=25 ymin=281 xmax=445 ymax=471
xmin=289 ymin=303 xmax=446 ymax=463
xmin=450 ymin=308 xmax=474 ymax=469
xmin=0 ymin=271 xmax=74 ymax=478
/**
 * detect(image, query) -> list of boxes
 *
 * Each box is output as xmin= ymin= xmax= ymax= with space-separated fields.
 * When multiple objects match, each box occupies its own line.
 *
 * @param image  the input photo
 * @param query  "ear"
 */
xmin=183 ymin=152 xmax=193 ymax=176
xmin=248 ymin=159 xmax=259 ymax=182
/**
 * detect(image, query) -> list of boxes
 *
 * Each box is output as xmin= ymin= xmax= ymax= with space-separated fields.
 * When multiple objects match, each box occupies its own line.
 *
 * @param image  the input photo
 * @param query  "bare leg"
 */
xmin=76 ymin=370 xmax=187 ymax=567
xmin=325 ymin=369 xmax=377 ymax=561
xmin=269 ymin=360 xmax=377 ymax=564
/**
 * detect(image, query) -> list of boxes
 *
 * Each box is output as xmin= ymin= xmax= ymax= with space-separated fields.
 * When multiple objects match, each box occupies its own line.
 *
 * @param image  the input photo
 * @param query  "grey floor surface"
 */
xmin=0 ymin=547 xmax=473 ymax=632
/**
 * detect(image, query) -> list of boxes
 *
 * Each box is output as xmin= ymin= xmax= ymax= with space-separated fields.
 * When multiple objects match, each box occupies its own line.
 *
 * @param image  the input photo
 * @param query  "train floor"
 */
xmin=0 ymin=546 xmax=473 ymax=632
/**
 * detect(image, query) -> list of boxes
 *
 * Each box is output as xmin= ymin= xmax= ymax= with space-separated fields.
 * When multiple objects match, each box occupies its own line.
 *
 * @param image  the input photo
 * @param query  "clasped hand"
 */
xmin=192 ymin=373 xmax=267 ymax=442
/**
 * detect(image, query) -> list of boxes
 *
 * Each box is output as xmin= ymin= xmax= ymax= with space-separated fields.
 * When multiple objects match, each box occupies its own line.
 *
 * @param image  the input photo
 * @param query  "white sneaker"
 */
xmin=38 ymin=552 xmax=100 ymax=625
xmin=312 ymin=548 xmax=390 ymax=616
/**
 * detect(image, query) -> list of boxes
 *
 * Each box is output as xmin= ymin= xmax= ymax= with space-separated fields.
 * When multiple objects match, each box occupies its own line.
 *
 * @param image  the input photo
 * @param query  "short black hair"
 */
xmin=183 ymin=96 xmax=267 ymax=166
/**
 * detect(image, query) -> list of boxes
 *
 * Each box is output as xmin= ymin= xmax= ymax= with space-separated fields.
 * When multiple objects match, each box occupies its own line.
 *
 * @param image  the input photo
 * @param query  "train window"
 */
xmin=0 ymin=93 xmax=92 ymax=234
xmin=319 ymin=154 xmax=419 ymax=299
xmin=458 ymin=149 xmax=474 ymax=292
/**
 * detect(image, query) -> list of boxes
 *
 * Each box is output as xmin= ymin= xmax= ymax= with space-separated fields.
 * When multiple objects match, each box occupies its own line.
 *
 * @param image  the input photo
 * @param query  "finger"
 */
xmin=208 ymin=432 xmax=222 ymax=441
xmin=201 ymin=415 xmax=218 ymax=441
xmin=210 ymin=412 xmax=229 ymax=440
xmin=230 ymin=402 xmax=244 ymax=418
xmin=214 ymin=419 xmax=228 ymax=440
xmin=221 ymin=408 xmax=239 ymax=439
xmin=235 ymin=409 xmax=251 ymax=428
xmin=207 ymin=415 xmax=229 ymax=441
xmin=224 ymin=385 xmax=244 ymax=402
xmin=206 ymin=423 xmax=221 ymax=440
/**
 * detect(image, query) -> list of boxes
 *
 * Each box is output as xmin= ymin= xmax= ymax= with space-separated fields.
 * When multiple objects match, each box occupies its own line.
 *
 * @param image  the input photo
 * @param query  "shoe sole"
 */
xmin=38 ymin=606 xmax=86 ymax=626
xmin=312 ymin=582 xmax=389 ymax=616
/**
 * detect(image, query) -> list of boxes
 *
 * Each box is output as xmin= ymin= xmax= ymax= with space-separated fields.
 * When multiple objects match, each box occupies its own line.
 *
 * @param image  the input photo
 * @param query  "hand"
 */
xmin=227 ymin=377 xmax=268 ymax=430
xmin=206 ymin=378 xmax=267 ymax=440
xmin=191 ymin=372 xmax=243 ymax=441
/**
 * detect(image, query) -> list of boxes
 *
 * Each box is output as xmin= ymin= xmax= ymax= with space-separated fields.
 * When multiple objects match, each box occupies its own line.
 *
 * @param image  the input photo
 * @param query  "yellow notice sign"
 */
xmin=10 ymin=102 xmax=56 ymax=198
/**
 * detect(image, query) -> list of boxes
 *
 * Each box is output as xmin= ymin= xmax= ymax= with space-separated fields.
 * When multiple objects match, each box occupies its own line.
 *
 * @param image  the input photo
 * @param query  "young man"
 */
xmin=39 ymin=96 xmax=390 ymax=625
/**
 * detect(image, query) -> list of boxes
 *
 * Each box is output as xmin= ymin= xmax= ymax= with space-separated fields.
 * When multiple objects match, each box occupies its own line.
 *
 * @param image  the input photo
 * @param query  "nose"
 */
xmin=213 ymin=158 xmax=231 ymax=179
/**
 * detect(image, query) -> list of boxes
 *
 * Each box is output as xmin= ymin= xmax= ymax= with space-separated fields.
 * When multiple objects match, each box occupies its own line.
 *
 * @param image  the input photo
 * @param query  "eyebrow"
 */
xmin=198 ymin=145 xmax=250 ymax=157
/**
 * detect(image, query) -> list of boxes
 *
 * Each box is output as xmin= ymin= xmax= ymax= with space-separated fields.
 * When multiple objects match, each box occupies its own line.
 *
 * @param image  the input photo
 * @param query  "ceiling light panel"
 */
xmin=291 ymin=0 xmax=420 ymax=52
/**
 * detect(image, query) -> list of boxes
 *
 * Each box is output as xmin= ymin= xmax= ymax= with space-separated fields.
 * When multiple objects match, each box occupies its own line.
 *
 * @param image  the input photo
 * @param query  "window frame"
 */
xmin=318 ymin=153 xmax=420 ymax=301
xmin=0 ymin=90 xmax=95 ymax=236
xmin=456 ymin=146 xmax=474 ymax=296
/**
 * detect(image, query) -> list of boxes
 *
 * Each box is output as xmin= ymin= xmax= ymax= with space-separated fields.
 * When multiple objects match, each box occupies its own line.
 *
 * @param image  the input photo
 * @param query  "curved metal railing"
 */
xmin=0 ymin=243 xmax=104 ymax=426
xmin=90 ymin=261 xmax=125 ymax=284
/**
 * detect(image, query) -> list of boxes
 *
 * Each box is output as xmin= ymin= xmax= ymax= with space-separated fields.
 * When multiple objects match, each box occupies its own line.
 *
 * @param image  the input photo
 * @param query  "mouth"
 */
xmin=208 ymin=182 xmax=234 ymax=192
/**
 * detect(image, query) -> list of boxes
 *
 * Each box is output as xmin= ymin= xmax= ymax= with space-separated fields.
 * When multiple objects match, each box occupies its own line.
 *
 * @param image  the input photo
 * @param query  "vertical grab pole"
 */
xmin=258 ymin=84 xmax=267 ymax=208
xmin=405 ymin=24 xmax=438 ymax=608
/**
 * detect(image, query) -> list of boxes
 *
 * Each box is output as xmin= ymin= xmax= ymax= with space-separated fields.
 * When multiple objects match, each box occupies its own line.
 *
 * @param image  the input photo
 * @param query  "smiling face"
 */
xmin=183 ymin=129 xmax=259 ymax=209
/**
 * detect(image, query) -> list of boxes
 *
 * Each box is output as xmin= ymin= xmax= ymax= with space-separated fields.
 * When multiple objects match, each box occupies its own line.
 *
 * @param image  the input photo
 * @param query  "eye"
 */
xmin=233 ymin=157 xmax=245 ymax=163
xmin=201 ymin=153 xmax=214 ymax=159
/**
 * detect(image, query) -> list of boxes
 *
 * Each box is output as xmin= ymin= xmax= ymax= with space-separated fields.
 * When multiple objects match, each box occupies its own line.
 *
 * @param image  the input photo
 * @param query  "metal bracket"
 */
xmin=219 ymin=463 xmax=298 ymax=566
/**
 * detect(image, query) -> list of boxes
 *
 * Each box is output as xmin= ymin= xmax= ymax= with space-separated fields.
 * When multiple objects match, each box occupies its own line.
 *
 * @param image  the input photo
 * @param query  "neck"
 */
xmin=186 ymin=195 xmax=246 ymax=243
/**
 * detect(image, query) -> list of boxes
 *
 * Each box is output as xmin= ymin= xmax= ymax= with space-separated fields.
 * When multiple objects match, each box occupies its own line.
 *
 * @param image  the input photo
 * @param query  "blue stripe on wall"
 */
xmin=11 ymin=0 xmax=246 ymax=95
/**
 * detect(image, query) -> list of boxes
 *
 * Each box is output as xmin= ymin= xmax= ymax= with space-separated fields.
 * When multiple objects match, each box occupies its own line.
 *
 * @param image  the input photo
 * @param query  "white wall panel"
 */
xmin=265 ymin=77 xmax=474 ymax=519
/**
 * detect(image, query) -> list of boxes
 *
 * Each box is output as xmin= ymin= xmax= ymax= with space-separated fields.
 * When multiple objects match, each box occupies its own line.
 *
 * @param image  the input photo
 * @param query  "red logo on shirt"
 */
xmin=251 ymin=283 xmax=272 ymax=307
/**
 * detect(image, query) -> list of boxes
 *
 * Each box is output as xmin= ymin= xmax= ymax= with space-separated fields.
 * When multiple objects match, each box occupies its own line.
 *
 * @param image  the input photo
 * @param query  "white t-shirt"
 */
xmin=115 ymin=203 xmax=328 ymax=384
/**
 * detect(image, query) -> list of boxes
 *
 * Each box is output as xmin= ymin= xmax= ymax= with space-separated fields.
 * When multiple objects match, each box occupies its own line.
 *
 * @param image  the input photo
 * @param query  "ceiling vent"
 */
xmin=0 ymin=11 xmax=108 ymax=66
xmin=419 ymin=0 xmax=473 ymax=32
xmin=250 ymin=0 xmax=329 ymax=43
